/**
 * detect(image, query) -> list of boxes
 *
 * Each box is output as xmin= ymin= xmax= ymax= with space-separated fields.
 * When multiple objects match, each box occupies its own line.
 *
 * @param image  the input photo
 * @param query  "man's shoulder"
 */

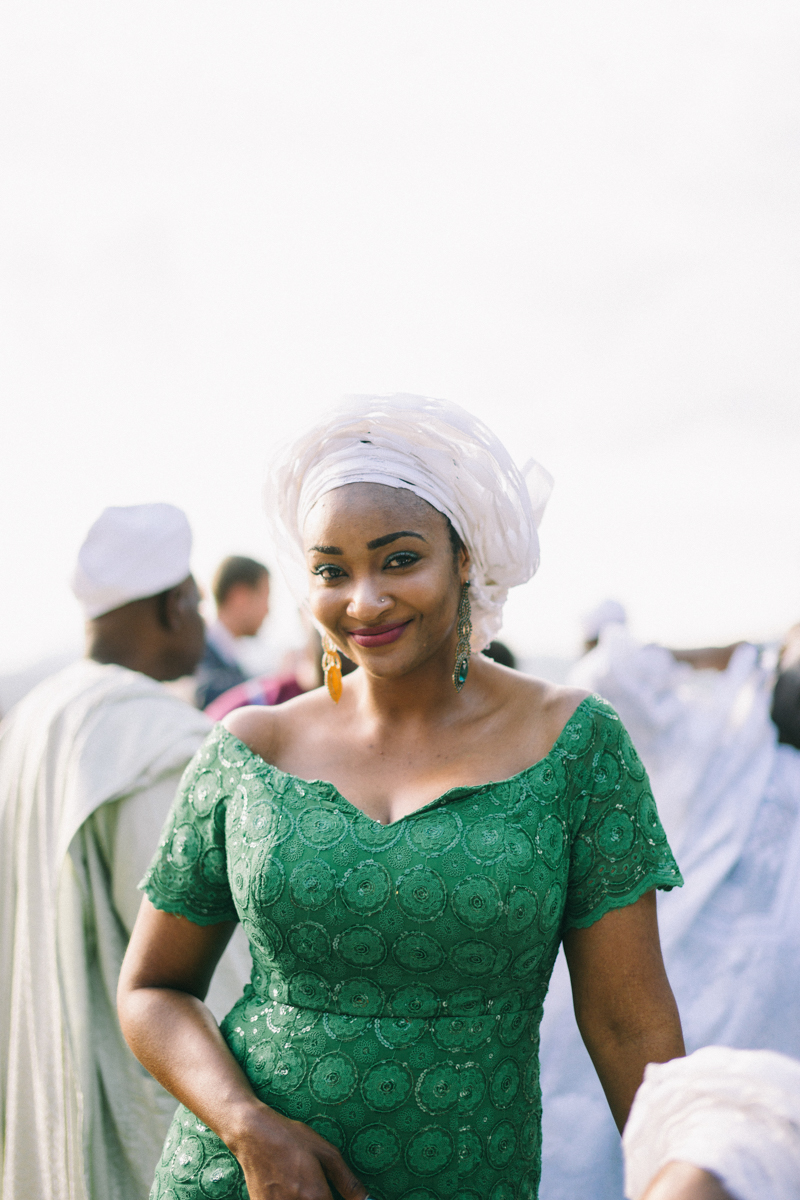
xmin=3 ymin=659 xmax=122 ymax=731
xmin=0 ymin=662 xmax=211 ymax=857
xmin=42 ymin=661 xmax=211 ymax=747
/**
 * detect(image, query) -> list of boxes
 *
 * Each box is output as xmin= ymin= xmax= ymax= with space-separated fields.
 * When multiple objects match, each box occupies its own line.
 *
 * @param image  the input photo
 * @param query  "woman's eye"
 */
xmin=312 ymin=564 xmax=346 ymax=580
xmin=385 ymin=551 xmax=420 ymax=569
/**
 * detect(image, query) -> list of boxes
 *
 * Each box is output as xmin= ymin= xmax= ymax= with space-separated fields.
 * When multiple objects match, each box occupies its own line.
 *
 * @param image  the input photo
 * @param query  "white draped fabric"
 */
xmin=538 ymin=631 xmax=800 ymax=1200
xmin=623 ymin=1047 xmax=800 ymax=1200
xmin=0 ymin=660 xmax=249 ymax=1200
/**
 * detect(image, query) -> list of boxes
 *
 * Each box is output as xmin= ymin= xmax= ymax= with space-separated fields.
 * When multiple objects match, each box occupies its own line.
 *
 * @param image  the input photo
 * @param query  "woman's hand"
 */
xmin=228 ymin=1105 xmax=367 ymax=1200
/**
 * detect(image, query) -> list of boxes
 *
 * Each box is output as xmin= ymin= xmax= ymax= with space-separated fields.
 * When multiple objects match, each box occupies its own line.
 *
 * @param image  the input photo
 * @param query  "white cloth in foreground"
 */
xmin=538 ymin=630 xmax=800 ymax=1200
xmin=623 ymin=1047 xmax=800 ymax=1200
xmin=0 ymin=660 xmax=251 ymax=1200
xmin=71 ymin=503 xmax=193 ymax=619
xmin=265 ymin=393 xmax=553 ymax=649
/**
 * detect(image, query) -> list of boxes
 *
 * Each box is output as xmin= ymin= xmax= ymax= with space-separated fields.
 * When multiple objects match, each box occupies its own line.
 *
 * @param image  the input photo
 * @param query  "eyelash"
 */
xmin=311 ymin=551 xmax=421 ymax=580
xmin=385 ymin=551 xmax=420 ymax=568
xmin=312 ymin=564 xmax=346 ymax=580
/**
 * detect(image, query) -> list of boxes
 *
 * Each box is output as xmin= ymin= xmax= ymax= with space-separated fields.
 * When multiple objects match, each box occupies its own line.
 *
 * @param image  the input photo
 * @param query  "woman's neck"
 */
xmin=349 ymin=647 xmax=485 ymax=727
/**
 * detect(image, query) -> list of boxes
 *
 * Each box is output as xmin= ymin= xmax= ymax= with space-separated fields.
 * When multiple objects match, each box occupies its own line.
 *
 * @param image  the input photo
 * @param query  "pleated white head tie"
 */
xmin=265 ymin=394 xmax=553 ymax=650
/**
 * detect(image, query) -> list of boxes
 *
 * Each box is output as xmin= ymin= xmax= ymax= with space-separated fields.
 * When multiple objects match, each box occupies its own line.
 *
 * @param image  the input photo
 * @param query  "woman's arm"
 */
xmin=117 ymin=899 xmax=368 ymax=1200
xmin=562 ymin=890 xmax=685 ymax=1131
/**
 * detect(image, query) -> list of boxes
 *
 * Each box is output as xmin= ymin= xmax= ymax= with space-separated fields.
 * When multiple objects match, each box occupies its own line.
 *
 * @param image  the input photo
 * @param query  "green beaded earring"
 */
xmin=453 ymin=581 xmax=472 ymax=692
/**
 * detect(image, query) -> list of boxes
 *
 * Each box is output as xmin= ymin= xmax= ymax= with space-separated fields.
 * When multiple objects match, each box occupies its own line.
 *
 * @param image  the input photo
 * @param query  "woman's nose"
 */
xmin=346 ymin=577 xmax=393 ymax=620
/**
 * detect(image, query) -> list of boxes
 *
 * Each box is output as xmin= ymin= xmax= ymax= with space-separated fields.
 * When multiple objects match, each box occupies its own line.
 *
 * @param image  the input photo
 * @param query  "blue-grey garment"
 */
xmin=194 ymin=641 xmax=247 ymax=710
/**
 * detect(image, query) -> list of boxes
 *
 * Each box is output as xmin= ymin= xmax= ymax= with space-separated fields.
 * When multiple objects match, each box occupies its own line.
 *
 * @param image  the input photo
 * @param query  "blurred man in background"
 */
xmin=194 ymin=554 xmax=271 ymax=709
xmin=0 ymin=504 xmax=248 ymax=1200
xmin=204 ymin=621 xmax=321 ymax=719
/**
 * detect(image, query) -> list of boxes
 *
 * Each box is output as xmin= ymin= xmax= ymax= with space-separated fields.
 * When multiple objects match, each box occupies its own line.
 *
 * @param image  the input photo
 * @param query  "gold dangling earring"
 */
xmin=453 ymin=581 xmax=472 ymax=692
xmin=321 ymin=634 xmax=343 ymax=703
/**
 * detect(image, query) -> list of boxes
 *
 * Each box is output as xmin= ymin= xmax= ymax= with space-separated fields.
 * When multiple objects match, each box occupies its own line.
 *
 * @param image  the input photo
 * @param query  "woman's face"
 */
xmin=303 ymin=483 xmax=470 ymax=679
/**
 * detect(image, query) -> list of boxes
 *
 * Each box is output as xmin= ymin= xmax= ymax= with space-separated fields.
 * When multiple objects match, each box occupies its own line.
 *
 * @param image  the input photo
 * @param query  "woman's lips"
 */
xmin=347 ymin=619 xmax=412 ymax=647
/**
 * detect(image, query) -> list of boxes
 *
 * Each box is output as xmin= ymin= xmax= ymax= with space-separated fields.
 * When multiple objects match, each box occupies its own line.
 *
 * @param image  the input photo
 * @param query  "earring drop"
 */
xmin=321 ymin=635 xmax=343 ymax=703
xmin=453 ymin=582 xmax=472 ymax=692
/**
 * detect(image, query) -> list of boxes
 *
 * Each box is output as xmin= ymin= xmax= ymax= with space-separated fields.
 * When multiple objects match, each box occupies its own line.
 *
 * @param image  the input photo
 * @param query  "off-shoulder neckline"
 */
xmin=215 ymin=693 xmax=604 ymax=828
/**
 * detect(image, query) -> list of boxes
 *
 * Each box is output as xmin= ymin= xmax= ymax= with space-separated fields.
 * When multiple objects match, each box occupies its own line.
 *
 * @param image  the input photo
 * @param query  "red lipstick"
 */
xmin=347 ymin=620 xmax=412 ymax=647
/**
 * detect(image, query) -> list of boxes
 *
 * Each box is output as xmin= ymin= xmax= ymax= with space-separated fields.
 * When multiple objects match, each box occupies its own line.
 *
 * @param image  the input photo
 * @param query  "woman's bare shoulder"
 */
xmin=222 ymin=688 xmax=330 ymax=765
xmin=484 ymin=661 xmax=591 ymax=744
xmin=538 ymin=679 xmax=593 ymax=729
xmin=222 ymin=705 xmax=281 ymax=763
xmin=485 ymin=658 xmax=588 ymax=708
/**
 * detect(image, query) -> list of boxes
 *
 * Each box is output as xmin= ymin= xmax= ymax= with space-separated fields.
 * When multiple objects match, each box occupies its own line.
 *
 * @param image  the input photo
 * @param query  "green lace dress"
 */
xmin=141 ymin=694 xmax=681 ymax=1200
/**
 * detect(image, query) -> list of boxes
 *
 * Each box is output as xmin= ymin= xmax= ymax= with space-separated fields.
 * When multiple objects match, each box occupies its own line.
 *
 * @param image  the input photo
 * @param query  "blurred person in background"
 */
xmin=539 ymin=603 xmax=800 ymax=1200
xmin=770 ymin=622 xmax=800 ymax=750
xmin=205 ymin=623 xmax=325 ymax=719
xmin=580 ymin=598 xmax=627 ymax=654
xmin=195 ymin=555 xmax=271 ymax=709
xmin=481 ymin=638 xmax=517 ymax=668
xmin=0 ymin=504 xmax=249 ymax=1200
xmin=575 ymin=602 xmax=800 ymax=753
xmin=205 ymin=618 xmax=373 ymax=719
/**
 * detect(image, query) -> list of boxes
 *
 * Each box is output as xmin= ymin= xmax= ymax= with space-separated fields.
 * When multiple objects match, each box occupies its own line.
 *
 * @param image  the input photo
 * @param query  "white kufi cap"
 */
xmin=71 ymin=503 xmax=193 ymax=619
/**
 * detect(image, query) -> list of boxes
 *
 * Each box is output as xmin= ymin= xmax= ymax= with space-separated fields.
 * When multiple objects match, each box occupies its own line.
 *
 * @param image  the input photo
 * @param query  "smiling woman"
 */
xmin=117 ymin=395 xmax=685 ymax=1200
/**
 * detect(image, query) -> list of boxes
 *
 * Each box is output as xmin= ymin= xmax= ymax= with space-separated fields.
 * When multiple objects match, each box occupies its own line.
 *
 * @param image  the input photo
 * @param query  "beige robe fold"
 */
xmin=0 ymin=660 xmax=248 ymax=1200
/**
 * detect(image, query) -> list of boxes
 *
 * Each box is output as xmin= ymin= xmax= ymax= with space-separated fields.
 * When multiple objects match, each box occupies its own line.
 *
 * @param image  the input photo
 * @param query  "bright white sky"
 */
xmin=2 ymin=2 xmax=799 ymax=675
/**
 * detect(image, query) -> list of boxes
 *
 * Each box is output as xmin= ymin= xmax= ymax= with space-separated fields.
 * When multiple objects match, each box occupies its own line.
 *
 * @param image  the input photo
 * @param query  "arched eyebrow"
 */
xmin=366 ymin=531 xmax=427 ymax=551
xmin=308 ymin=531 xmax=427 ymax=556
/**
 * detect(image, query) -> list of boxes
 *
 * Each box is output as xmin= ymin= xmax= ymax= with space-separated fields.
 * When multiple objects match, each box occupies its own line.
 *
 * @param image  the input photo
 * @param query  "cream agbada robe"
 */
xmin=0 ymin=660 xmax=250 ymax=1200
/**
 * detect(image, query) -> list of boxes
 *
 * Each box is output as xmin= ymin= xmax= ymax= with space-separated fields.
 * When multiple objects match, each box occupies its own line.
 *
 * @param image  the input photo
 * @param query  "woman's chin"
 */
xmin=356 ymin=644 xmax=453 ymax=683
xmin=358 ymin=657 xmax=415 ymax=681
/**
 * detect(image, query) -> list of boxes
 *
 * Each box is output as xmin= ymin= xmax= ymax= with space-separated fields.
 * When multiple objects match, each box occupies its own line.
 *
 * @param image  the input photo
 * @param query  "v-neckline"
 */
xmin=217 ymin=695 xmax=595 ymax=828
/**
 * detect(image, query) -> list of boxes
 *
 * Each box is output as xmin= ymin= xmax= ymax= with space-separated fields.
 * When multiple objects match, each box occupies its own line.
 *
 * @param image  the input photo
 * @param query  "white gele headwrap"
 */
xmin=264 ymin=394 xmax=553 ymax=651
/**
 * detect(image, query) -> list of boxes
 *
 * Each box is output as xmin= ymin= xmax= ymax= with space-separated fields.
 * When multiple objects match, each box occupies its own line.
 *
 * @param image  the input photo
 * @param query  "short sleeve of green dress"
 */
xmin=141 ymin=695 xmax=681 ymax=1200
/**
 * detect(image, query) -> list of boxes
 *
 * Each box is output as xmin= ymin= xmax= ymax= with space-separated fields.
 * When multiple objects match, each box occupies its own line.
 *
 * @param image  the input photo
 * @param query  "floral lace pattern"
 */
xmin=142 ymin=695 xmax=680 ymax=1200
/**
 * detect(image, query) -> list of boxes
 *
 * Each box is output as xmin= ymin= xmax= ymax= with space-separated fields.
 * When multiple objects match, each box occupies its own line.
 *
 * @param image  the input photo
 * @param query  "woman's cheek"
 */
xmin=408 ymin=570 xmax=459 ymax=618
xmin=308 ymin=587 xmax=341 ymax=629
